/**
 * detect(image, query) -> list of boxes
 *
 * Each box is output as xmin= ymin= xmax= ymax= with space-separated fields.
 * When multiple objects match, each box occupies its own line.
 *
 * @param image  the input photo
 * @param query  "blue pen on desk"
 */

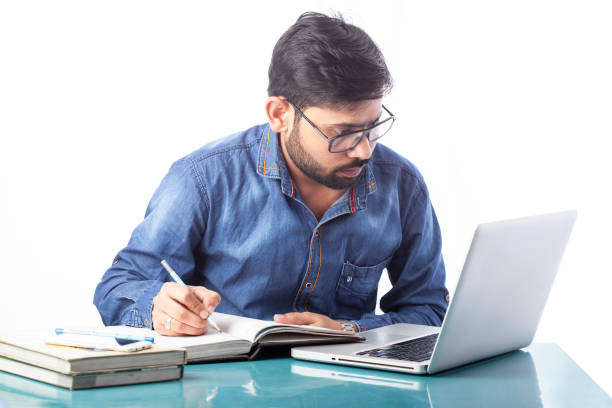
xmin=55 ymin=328 xmax=154 ymax=344
xmin=160 ymin=259 xmax=222 ymax=332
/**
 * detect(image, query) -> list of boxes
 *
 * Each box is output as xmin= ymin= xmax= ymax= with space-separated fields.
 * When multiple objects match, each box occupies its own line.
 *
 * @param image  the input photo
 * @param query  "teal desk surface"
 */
xmin=0 ymin=343 xmax=610 ymax=407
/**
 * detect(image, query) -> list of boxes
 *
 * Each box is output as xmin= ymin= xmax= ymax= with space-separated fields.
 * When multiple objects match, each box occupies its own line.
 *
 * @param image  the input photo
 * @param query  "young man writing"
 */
xmin=94 ymin=12 xmax=449 ymax=336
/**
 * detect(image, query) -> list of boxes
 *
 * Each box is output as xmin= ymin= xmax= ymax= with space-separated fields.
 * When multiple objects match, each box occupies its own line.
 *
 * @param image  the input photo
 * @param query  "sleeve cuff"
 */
xmin=129 ymin=280 xmax=165 ymax=329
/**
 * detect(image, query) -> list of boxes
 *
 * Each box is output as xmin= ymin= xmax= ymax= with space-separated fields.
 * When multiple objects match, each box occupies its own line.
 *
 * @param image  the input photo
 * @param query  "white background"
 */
xmin=1 ymin=0 xmax=610 ymax=396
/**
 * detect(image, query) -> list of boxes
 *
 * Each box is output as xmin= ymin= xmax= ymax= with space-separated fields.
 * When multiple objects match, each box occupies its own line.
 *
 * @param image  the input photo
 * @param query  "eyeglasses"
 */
xmin=286 ymin=100 xmax=396 ymax=153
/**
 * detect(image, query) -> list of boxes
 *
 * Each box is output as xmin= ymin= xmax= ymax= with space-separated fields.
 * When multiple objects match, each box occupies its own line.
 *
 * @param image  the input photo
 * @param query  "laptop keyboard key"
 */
xmin=356 ymin=333 xmax=439 ymax=362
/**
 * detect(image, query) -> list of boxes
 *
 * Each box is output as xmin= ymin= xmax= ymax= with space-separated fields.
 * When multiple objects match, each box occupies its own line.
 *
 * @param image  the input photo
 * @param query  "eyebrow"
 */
xmin=328 ymin=111 xmax=383 ymax=128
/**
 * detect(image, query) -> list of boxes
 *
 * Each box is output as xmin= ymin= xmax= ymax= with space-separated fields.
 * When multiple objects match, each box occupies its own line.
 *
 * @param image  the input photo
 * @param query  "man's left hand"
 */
xmin=273 ymin=312 xmax=345 ymax=331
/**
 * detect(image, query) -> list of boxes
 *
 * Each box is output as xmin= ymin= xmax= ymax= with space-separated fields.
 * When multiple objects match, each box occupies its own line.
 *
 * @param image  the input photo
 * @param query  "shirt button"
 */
xmin=346 ymin=276 xmax=352 ymax=283
xmin=144 ymin=319 xmax=149 ymax=326
xmin=305 ymin=282 xmax=312 ymax=288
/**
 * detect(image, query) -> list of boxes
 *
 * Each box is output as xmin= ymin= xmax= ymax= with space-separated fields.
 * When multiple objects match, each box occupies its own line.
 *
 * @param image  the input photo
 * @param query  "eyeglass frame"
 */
xmin=285 ymin=100 xmax=396 ymax=153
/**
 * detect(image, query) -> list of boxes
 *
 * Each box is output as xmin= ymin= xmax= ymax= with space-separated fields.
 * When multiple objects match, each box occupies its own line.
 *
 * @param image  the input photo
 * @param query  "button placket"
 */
xmin=294 ymin=227 xmax=322 ymax=312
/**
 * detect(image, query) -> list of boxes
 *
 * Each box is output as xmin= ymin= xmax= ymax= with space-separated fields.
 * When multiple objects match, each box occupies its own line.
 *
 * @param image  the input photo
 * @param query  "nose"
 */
xmin=347 ymin=134 xmax=374 ymax=161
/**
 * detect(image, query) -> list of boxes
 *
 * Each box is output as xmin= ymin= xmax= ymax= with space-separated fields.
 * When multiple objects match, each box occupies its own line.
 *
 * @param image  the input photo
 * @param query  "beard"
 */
xmin=285 ymin=125 xmax=369 ymax=190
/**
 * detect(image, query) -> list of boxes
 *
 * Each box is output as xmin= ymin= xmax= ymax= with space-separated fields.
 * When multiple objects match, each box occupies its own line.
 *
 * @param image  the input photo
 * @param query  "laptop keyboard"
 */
xmin=355 ymin=333 xmax=439 ymax=362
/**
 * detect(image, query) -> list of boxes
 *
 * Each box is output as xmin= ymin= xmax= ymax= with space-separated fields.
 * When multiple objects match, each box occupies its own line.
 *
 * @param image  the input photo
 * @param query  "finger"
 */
xmin=273 ymin=312 xmax=316 ymax=326
xmin=190 ymin=286 xmax=221 ymax=315
xmin=162 ymin=296 xmax=209 ymax=331
xmin=155 ymin=283 xmax=208 ymax=330
xmin=155 ymin=310 xmax=208 ymax=336
xmin=153 ymin=284 xmax=207 ymax=335
xmin=165 ymin=283 xmax=209 ymax=320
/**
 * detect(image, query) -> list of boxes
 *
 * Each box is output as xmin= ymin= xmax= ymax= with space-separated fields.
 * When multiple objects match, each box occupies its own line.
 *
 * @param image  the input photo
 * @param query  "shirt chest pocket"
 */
xmin=330 ymin=257 xmax=391 ymax=320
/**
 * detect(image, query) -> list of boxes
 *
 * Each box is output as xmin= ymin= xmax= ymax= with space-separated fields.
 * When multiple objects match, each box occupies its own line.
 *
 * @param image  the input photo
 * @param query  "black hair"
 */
xmin=267 ymin=12 xmax=392 ymax=109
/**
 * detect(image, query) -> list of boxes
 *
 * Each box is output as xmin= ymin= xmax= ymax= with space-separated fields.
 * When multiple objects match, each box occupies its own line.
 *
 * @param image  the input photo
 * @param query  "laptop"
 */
xmin=292 ymin=210 xmax=577 ymax=375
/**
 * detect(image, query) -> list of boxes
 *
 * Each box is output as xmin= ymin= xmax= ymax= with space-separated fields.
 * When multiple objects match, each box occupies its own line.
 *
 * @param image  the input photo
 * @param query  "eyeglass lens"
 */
xmin=330 ymin=119 xmax=394 ymax=152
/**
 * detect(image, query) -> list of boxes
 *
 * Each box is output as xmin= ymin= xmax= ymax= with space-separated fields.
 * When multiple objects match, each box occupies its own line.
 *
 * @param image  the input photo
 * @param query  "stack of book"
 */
xmin=0 ymin=313 xmax=362 ymax=390
xmin=0 ymin=330 xmax=186 ymax=390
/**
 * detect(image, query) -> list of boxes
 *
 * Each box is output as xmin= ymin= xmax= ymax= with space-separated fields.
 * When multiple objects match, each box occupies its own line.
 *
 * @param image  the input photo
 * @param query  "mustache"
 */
xmin=336 ymin=159 xmax=370 ymax=172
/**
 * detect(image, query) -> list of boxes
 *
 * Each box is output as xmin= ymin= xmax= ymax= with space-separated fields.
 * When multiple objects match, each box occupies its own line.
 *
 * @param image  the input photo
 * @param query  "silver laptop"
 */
xmin=292 ymin=210 xmax=576 ymax=375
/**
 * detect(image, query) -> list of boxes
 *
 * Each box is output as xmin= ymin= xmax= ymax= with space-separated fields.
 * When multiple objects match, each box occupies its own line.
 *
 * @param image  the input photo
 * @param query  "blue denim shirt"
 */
xmin=93 ymin=123 xmax=449 ymax=331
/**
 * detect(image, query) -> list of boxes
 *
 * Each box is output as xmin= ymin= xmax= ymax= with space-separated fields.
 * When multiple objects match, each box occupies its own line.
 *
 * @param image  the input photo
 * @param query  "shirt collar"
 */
xmin=256 ymin=124 xmax=377 ymax=211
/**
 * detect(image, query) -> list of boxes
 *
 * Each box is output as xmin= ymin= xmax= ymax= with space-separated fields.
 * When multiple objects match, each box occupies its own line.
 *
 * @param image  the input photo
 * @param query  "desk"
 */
xmin=0 ymin=343 xmax=610 ymax=407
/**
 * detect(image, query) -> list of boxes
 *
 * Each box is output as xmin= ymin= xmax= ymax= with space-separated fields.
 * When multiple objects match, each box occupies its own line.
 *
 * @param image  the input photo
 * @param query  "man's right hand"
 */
xmin=152 ymin=282 xmax=221 ymax=336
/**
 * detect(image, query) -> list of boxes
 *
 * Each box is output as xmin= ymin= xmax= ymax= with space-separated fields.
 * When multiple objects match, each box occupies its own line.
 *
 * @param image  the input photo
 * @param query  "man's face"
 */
xmin=285 ymin=99 xmax=383 ymax=190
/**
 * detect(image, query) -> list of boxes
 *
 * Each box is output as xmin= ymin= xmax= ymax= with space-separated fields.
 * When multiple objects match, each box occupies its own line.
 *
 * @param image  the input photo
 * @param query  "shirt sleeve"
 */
xmin=93 ymin=158 xmax=209 ymax=329
xmin=353 ymin=184 xmax=449 ymax=332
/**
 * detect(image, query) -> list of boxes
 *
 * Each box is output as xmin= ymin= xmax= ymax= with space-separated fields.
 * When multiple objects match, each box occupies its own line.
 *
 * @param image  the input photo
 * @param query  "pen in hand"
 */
xmin=160 ymin=259 xmax=222 ymax=333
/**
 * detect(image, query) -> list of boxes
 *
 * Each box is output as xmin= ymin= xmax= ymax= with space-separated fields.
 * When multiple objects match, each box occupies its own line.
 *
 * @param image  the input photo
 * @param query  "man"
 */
xmin=94 ymin=12 xmax=449 ymax=336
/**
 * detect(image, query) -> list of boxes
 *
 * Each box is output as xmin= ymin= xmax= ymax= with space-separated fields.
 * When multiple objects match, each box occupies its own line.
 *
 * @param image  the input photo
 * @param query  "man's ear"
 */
xmin=265 ymin=97 xmax=292 ymax=133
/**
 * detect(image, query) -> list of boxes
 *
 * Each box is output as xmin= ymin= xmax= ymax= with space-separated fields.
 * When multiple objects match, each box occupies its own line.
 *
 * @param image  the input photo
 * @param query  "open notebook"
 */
xmin=101 ymin=313 xmax=362 ymax=362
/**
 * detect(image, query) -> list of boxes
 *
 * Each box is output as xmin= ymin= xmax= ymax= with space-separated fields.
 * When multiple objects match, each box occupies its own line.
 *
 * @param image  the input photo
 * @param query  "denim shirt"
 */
xmin=93 ymin=123 xmax=449 ymax=332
